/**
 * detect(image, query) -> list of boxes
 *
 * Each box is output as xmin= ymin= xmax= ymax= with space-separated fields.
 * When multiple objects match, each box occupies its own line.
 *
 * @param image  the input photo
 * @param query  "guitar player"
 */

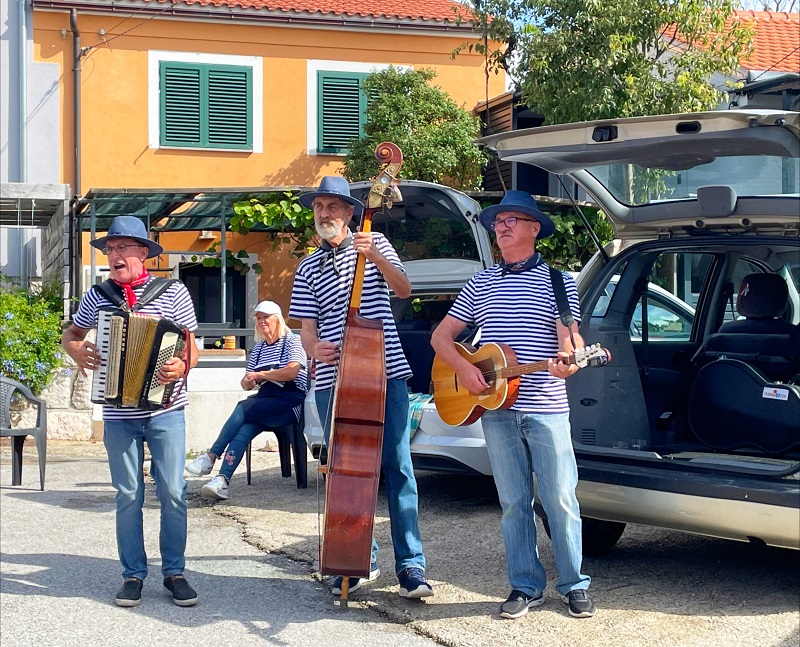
xmin=430 ymin=191 xmax=596 ymax=620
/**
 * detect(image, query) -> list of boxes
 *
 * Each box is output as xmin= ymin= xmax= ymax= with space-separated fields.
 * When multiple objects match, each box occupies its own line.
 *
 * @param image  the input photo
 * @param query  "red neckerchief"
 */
xmin=113 ymin=269 xmax=150 ymax=308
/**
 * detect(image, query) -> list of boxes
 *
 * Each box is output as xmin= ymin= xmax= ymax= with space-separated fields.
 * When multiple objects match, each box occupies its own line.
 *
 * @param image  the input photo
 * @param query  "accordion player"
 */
xmin=91 ymin=310 xmax=188 ymax=410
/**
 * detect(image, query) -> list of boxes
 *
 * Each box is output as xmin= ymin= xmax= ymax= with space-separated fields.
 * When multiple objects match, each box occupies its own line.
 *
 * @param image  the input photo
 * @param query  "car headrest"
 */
xmin=737 ymin=273 xmax=788 ymax=319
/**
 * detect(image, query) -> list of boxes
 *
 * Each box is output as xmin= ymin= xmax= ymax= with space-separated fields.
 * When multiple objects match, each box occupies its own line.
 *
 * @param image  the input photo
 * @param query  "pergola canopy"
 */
xmin=75 ymin=186 xmax=316 ymax=232
xmin=75 ymin=186 xmax=592 ymax=232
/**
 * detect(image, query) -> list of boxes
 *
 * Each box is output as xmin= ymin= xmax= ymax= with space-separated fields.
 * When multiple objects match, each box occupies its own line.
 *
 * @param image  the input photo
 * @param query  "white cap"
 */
xmin=252 ymin=300 xmax=283 ymax=317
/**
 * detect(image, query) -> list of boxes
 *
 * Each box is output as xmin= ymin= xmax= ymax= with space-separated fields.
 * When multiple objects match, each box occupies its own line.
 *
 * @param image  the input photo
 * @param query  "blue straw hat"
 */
xmin=479 ymin=190 xmax=555 ymax=239
xmin=89 ymin=215 xmax=163 ymax=258
xmin=298 ymin=176 xmax=364 ymax=217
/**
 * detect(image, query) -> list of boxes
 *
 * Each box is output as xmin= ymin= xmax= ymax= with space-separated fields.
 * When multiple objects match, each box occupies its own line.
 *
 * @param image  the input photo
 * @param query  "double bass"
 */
xmin=319 ymin=143 xmax=403 ymax=604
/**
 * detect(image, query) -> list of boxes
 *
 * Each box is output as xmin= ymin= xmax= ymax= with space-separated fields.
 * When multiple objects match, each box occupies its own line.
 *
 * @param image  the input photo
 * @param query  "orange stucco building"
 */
xmin=31 ymin=0 xmax=505 ymax=318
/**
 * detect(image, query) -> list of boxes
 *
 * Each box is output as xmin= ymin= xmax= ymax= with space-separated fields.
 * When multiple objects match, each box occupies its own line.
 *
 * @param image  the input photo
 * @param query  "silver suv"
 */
xmin=305 ymin=111 xmax=800 ymax=554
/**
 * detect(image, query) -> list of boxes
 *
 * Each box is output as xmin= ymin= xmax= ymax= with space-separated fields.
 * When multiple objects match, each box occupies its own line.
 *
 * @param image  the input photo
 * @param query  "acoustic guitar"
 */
xmin=432 ymin=342 xmax=611 ymax=426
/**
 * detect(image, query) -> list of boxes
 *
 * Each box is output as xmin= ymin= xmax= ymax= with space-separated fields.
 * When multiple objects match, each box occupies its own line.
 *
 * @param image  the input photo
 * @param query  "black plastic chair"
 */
xmin=245 ymin=413 xmax=307 ymax=489
xmin=0 ymin=376 xmax=47 ymax=490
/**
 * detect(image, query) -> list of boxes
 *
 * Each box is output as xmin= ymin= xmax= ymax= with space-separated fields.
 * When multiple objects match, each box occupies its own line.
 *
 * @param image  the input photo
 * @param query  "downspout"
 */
xmin=70 ymin=9 xmax=82 ymax=307
xmin=18 ymin=0 xmax=27 ymax=182
xmin=70 ymin=9 xmax=81 ymax=197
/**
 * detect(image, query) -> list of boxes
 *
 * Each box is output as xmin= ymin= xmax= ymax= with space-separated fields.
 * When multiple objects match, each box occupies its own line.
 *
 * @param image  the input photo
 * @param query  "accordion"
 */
xmin=91 ymin=310 xmax=188 ymax=410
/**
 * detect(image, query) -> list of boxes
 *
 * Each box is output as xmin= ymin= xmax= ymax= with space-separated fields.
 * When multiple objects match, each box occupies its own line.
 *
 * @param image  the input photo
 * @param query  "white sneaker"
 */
xmin=185 ymin=453 xmax=214 ymax=476
xmin=201 ymin=475 xmax=229 ymax=500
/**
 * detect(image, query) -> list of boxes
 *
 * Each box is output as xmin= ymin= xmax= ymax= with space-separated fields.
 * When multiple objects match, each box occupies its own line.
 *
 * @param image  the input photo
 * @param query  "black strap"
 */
xmin=549 ymin=266 xmax=577 ymax=349
xmin=92 ymin=281 xmax=126 ymax=309
xmin=549 ymin=267 xmax=574 ymax=328
xmin=92 ymin=278 xmax=177 ymax=312
xmin=135 ymin=278 xmax=177 ymax=310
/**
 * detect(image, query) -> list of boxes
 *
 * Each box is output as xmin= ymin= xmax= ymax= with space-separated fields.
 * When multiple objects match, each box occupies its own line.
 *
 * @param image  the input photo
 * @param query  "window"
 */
xmin=159 ymin=61 xmax=252 ymax=150
xmin=316 ymin=71 xmax=369 ymax=154
xmin=181 ymin=264 xmax=246 ymax=329
xmin=306 ymin=61 xmax=399 ymax=155
xmin=630 ymin=291 xmax=695 ymax=341
xmin=593 ymin=279 xmax=696 ymax=341
xmin=590 ymin=252 xmax=711 ymax=342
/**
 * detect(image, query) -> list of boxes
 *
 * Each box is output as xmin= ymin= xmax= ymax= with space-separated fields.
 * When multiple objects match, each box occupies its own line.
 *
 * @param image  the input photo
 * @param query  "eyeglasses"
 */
xmin=101 ymin=243 xmax=145 ymax=256
xmin=489 ymin=217 xmax=536 ymax=231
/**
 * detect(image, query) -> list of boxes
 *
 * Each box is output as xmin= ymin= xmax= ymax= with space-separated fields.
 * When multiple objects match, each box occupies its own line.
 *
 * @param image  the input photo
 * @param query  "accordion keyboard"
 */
xmin=90 ymin=311 xmax=113 ymax=403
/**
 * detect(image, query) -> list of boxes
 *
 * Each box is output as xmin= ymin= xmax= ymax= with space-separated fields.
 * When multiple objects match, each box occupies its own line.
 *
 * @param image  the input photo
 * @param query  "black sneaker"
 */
xmin=330 ymin=562 xmax=381 ymax=596
xmin=163 ymin=575 xmax=198 ymax=607
xmin=115 ymin=577 xmax=143 ymax=607
xmin=561 ymin=589 xmax=596 ymax=618
xmin=397 ymin=566 xmax=434 ymax=599
xmin=500 ymin=589 xmax=544 ymax=619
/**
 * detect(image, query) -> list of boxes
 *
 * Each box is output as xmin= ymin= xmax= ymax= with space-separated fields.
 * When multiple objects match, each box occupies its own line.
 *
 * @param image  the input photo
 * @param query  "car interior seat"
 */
xmin=719 ymin=273 xmax=793 ymax=335
xmin=692 ymin=273 xmax=800 ymax=383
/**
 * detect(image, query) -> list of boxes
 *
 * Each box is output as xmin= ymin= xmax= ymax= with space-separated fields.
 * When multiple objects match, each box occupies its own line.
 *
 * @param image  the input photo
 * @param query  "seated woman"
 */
xmin=186 ymin=301 xmax=308 ymax=500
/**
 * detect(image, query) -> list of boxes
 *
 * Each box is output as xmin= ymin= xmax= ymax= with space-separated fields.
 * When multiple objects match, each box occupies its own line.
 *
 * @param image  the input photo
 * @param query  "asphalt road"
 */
xmin=0 ymin=449 xmax=439 ymax=647
xmin=1 ymin=441 xmax=799 ymax=647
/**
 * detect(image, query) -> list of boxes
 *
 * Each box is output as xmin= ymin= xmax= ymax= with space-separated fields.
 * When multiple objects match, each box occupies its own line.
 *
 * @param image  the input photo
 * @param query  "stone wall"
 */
xmin=39 ymin=366 xmax=97 ymax=440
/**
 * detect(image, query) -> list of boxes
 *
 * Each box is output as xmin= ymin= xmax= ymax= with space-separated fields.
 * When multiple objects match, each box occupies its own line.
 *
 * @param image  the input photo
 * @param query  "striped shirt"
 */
xmin=247 ymin=332 xmax=309 ymax=393
xmin=289 ymin=232 xmax=412 ymax=391
xmin=448 ymin=263 xmax=581 ymax=414
xmin=72 ymin=278 xmax=198 ymax=420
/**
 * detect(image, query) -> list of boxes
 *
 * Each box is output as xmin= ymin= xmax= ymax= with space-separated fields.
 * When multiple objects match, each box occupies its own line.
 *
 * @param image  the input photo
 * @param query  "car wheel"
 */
xmin=539 ymin=515 xmax=626 ymax=556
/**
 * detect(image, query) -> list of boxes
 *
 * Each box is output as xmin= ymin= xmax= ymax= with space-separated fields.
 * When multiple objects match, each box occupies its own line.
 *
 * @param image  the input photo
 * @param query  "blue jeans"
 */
xmin=316 ymin=379 xmax=425 ymax=575
xmin=210 ymin=391 xmax=304 ymax=482
xmin=103 ymin=409 xmax=188 ymax=580
xmin=481 ymin=409 xmax=590 ymax=597
xmin=209 ymin=402 xmax=263 ymax=482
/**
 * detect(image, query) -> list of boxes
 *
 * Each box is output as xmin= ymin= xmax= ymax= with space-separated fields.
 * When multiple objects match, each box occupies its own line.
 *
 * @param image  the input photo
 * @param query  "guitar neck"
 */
xmin=494 ymin=360 xmax=550 ymax=380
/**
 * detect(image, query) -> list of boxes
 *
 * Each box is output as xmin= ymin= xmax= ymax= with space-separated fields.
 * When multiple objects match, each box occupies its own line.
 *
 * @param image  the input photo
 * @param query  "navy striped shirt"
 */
xmin=289 ymin=232 xmax=412 ymax=391
xmin=448 ymin=263 xmax=581 ymax=414
xmin=72 ymin=278 xmax=198 ymax=420
xmin=247 ymin=332 xmax=309 ymax=393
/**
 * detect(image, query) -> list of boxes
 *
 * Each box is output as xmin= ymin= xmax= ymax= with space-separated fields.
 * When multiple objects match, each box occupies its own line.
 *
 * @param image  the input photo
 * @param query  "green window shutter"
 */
xmin=160 ymin=61 xmax=252 ymax=150
xmin=161 ymin=64 xmax=202 ymax=146
xmin=318 ymin=71 xmax=369 ymax=154
xmin=208 ymin=66 xmax=251 ymax=149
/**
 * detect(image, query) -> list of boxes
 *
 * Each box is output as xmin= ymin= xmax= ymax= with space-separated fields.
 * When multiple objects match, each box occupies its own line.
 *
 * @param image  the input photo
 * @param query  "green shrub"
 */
xmin=0 ymin=281 xmax=65 ymax=394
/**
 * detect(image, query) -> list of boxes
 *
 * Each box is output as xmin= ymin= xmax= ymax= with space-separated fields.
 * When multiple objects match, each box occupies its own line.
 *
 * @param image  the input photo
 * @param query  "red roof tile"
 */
xmin=732 ymin=10 xmax=799 ymax=72
xmin=146 ymin=0 xmax=474 ymax=24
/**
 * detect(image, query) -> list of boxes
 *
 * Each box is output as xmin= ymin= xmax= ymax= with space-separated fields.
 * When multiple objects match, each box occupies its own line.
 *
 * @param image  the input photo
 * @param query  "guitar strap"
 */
xmin=549 ymin=266 xmax=578 ymax=350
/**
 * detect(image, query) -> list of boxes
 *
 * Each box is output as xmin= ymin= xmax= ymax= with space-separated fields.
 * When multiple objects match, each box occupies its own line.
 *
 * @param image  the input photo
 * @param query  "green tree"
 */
xmin=462 ymin=0 xmax=754 ymax=124
xmin=0 ymin=279 xmax=65 ymax=394
xmin=342 ymin=67 xmax=488 ymax=190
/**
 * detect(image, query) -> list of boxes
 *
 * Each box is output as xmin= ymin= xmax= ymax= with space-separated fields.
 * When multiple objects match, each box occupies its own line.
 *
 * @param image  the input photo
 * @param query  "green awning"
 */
xmin=75 ymin=187 xmax=315 ymax=232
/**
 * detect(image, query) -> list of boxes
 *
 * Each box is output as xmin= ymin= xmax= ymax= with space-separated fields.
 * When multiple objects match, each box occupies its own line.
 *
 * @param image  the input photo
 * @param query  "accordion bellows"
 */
xmin=92 ymin=310 xmax=187 ymax=410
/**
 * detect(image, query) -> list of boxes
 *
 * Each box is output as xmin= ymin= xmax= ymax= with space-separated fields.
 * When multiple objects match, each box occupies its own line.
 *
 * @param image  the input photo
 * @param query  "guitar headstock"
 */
xmin=571 ymin=344 xmax=611 ymax=368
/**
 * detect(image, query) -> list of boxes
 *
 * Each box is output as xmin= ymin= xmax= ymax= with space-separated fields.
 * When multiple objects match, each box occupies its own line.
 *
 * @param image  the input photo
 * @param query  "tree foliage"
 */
xmin=461 ymin=0 xmax=754 ymax=124
xmin=342 ymin=67 xmax=488 ymax=190
xmin=229 ymin=191 xmax=316 ymax=257
xmin=0 ymin=279 xmax=64 ymax=394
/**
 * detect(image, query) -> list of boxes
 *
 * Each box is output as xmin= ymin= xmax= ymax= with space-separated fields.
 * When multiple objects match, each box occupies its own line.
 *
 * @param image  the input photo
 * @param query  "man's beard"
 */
xmin=315 ymin=220 xmax=344 ymax=241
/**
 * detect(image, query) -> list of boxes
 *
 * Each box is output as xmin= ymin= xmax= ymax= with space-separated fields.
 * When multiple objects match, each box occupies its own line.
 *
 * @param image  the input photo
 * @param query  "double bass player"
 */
xmin=289 ymin=175 xmax=434 ymax=599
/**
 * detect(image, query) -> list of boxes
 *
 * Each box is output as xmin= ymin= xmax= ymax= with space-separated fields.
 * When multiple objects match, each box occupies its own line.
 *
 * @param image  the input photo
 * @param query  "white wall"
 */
xmin=1 ymin=0 xmax=62 ymax=184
